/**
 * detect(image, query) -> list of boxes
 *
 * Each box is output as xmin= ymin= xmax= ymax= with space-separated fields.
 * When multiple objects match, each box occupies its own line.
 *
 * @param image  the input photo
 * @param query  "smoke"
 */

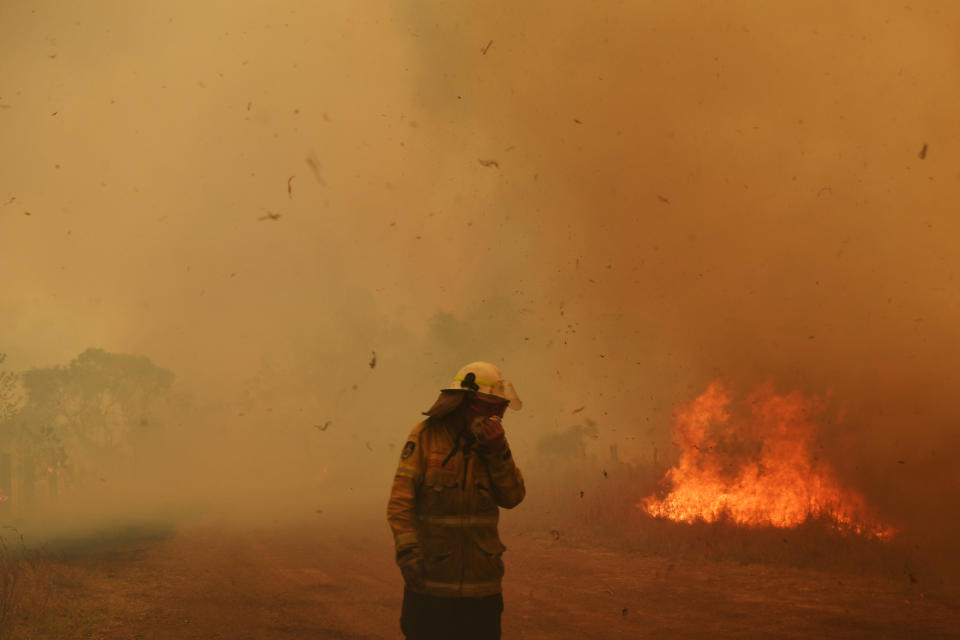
xmin=1 ymin=0 xmax=959 ymax=584
xmin=404 ymin=0 xmax=960 ymax=582
xmin=401 ymin=2 xmax=960 ymax=477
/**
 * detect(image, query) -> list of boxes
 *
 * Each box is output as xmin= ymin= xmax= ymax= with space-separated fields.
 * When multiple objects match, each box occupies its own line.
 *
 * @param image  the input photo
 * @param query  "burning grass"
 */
xmin=515 ymin=399 xmax=948 ymax=598
xmin=506 ymin=379 xmax=960 ymax=602
xmin=515 ymin=454 xmax=944 ymax=600
xmin=641 ymin=381 xmax=892 ymax=538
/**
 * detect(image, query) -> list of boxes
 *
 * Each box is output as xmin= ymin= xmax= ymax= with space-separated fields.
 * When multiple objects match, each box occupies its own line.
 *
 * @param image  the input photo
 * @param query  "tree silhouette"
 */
xmin=0 ymin=354 xmax=23 ymax=441
xmin=13 ymin=348 xmax=174 ymax=502
xmin=0 ymin=354 xmax=23 ymax=515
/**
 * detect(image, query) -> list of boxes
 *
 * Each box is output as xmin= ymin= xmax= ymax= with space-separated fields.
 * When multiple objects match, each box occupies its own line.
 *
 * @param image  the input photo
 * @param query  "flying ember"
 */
xmin=641 ymin=382 xmax=892 ymax=539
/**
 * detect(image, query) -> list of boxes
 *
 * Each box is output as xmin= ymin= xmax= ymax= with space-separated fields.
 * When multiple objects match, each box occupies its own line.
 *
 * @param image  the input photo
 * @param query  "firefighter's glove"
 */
xmin=479 ymin=417 xmax=507 ymax=453
xmin=397 ymin=546 xmax=425 ymax=589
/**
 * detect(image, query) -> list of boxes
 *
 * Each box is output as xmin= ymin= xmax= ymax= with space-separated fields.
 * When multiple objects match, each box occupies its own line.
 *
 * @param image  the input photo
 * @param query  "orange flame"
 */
xmin=641 ymin=381 xmax=892 ymax=538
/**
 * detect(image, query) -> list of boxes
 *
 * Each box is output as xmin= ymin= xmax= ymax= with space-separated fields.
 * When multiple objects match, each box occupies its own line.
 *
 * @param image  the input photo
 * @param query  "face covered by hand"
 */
xmin=464 ymin=393 xmax=510 ymax=452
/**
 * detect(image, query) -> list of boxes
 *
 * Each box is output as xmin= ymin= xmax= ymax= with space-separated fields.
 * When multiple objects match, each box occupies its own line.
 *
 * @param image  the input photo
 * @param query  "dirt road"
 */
xmin=6 ymin=513 xmax=958 ymax=639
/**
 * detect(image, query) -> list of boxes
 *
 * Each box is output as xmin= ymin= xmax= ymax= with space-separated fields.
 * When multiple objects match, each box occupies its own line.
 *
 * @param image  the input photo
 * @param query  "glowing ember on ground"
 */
xmin=641 ymin=381 xmax=892 ymax=538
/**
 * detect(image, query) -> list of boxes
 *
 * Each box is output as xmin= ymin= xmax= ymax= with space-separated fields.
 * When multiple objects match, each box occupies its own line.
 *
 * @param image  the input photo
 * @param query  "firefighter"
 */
xmin=387 ymin=362 xmax=526 ymax=640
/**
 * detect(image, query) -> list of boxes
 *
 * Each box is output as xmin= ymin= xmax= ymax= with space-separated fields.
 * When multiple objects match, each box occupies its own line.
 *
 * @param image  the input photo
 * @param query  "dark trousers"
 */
xmin=400 ymin=587 xmax=503 ymax=640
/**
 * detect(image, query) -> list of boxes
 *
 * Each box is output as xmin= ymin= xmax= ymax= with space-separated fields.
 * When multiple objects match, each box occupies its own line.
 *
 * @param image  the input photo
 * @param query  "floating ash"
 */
xmin=640 ymin=382 xmax=893 ymax=539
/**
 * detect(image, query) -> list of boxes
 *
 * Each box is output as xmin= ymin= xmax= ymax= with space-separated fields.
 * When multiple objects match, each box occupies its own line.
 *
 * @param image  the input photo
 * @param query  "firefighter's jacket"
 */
xmin=387 ymin=417 xmax=525 ymax=598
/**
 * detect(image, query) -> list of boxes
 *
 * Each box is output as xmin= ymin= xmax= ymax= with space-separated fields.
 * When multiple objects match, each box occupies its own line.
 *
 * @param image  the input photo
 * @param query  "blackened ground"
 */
xmin=1 ymin=511 xmax=957 ymax=639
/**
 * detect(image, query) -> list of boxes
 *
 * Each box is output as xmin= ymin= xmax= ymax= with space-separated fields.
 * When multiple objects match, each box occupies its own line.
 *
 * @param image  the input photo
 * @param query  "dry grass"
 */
xmin=0 ymin=523 xmax=174 ymax=639
xmin=0 ymin=528 xmax=59 ymax=639
xmin=0 ymin=532 xmax=21 ymax=632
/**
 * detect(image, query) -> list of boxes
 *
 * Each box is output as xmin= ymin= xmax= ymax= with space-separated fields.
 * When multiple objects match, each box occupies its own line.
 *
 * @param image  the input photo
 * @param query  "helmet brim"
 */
xmin=422 ymin=389 xmax=468 ymax=417
xmin=439 ymin=381 xmax=523 ymax=410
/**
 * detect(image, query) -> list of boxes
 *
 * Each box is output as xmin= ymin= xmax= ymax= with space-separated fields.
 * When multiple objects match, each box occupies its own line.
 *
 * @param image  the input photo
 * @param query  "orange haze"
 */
xmin=1 ymin=0 xmax=959 ymax=584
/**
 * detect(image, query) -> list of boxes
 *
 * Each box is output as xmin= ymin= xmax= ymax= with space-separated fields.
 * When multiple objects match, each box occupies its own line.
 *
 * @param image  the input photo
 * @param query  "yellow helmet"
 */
xmin=444 ymin=361 xmax=523 ymax=410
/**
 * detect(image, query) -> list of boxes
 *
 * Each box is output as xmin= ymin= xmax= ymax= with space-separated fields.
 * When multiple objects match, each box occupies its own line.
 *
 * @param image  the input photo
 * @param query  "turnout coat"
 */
xmin=387 ymin=417 xmax=526 ymax=598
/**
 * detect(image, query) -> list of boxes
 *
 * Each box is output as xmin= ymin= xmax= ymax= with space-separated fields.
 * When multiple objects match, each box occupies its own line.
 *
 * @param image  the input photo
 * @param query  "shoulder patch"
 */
xmin=401 ymin=441 xmax=416 ymax=460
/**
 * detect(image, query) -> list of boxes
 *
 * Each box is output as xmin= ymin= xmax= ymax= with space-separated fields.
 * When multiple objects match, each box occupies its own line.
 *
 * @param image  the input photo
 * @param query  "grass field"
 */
xmin=0 ymin=458 xmax=956 ymax=638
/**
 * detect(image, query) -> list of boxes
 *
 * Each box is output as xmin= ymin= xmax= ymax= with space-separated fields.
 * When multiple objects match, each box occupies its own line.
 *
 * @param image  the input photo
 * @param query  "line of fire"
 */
xmin=640 ymin=381 xmax=893 ymax=539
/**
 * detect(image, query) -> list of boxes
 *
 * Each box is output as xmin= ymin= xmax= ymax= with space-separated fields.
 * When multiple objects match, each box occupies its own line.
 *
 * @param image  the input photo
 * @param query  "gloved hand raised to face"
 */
xmin=478 ymin=416 xmax=507 ymax=453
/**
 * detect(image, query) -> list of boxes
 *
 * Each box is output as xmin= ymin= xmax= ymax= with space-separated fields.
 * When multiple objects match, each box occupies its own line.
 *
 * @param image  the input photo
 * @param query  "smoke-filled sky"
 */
xmin=2 ymin=0 xmax=959 ymax=546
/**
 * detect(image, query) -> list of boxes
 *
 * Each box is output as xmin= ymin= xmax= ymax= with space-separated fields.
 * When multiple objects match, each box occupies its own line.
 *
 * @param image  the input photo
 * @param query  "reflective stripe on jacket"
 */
xmin=386 ymin=418 xmax=525 ymax=598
